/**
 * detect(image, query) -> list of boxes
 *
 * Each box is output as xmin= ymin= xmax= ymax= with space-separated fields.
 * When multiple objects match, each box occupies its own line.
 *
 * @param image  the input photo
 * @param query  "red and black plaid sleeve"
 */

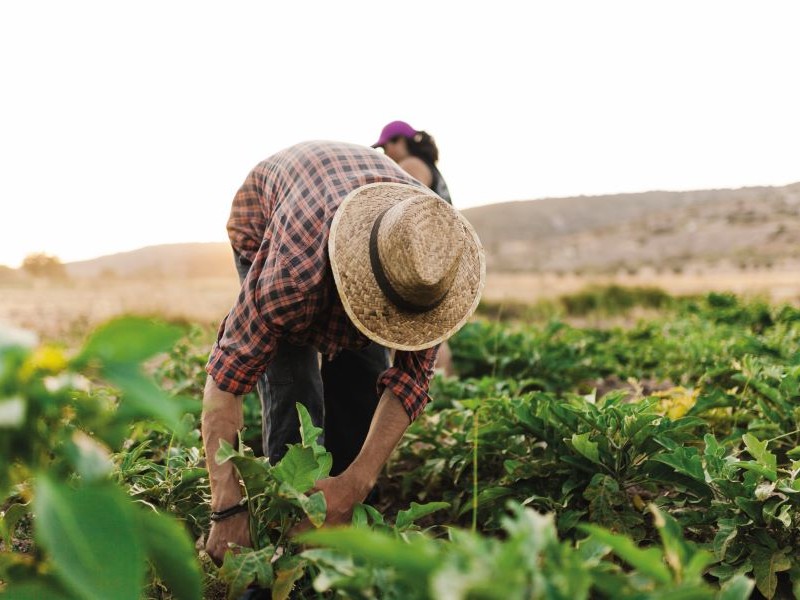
xmin=378 ymin=345 xmax=440 ymax=421
xmin=226 ymin=164 xmax=271 ymax=264
xmin=207 ymin=247 xmax=308 ymax=394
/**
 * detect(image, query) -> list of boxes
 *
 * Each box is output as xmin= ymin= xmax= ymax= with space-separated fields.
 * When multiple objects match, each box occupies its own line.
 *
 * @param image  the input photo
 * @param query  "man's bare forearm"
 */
xmin=201 ymin=375 xmax=244 ymax=510
xmin=341 ymin=388 xmax=411 ymax=497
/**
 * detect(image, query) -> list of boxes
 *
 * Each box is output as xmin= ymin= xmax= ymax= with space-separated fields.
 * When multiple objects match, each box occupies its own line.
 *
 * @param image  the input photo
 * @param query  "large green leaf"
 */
xmin=763 ymin=499 xmax=792 ymax=528
xmin=500 ymin=503 xmax=560 ymax=565
xmin=582 ymin=474 xmax=642 ymax=536
xmin=299 ymin=526 xmax=439 ymax=578
xmin=277 ymin=483 xmax=327 ymax=527
xmin=297 ymin=402 xmax=323 ymax=448
xmin=703 ymin=433 xmax=736 ymax=481
xmin=652 ymin=446 xmax=706 ymax=483
xmin=62 ymin=433 xmax=113 ymax=482
xmin=215 ymin=438 xmax=271 ymax=493
xmin=351 ymin=503 xmax=386 ymax=528
xmin=458 ymin=486 xmax=514 ymax=518
xmin=0 ymin=580 xmax=78 ymax=599
xmin=74 ymin=317 xmax=183 ymax=366
xmin=137 ymin=509 xmax=202 ymax=600
xmin=740 ymin=434 xmax=777 ymax=482
xmin=103 ymin=365 xmax=183 ymax=431
xmin=651 ymin=505 xmax=689 ymax=576
xmin=578 ymin=524 xmax=671 ymax=585
xmin=396 ymin=502 xmax=450 ymax=530
xmin=718 ymin=574 xmax=756 ymax=600
xmin=571 ymin=432 xmax=600 ymax=464
xmin=301 ymin=548 xmax=361 ymax=592
xmin=751 ymin=546 xmax=791 ymax=599
xmin=649 ymin=505 xmax=713 ymax=582
xmin=33 ymin=476 xmax=145 ymax=600
xmin=272 ymin=555 xmax=307 ymax=600
xmin=272 ymin=445 xmax=321 ymax=493
xmin=294 ymin=403 xmax=332 ymax=481
xmin=219 ymin=545 xmax=276 ymax=600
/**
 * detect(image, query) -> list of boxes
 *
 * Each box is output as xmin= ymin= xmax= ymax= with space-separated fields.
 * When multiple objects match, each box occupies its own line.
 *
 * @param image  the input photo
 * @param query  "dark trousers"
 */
xmin=234 ymin=252 xmax=388 ymax=475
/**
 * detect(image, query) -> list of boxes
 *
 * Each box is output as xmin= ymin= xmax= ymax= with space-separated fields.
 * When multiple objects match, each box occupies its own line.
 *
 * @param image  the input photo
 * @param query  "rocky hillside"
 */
xmin=462 ymin=182 xmax=800 ymax=274
xmin=53 ymin=182 xmax=800 ymax=279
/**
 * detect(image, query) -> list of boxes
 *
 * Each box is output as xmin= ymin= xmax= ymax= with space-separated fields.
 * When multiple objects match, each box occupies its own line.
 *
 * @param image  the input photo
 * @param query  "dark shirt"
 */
xmin=426 ymin=161 xmax=452 ymax=204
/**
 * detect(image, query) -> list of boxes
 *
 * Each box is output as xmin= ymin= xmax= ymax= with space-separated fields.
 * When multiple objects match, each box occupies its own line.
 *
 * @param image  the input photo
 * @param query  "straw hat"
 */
xmin=329 ymin=183 xmax=485 ymax=351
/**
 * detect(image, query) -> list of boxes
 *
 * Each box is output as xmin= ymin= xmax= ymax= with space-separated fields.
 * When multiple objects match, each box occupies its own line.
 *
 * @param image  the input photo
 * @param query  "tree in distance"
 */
xmin=21 ymin=253 xmax=68 ymax=280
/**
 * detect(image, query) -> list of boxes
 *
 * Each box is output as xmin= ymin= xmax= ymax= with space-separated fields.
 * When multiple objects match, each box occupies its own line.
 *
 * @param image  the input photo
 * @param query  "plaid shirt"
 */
xmin=206 ymin=141 xmax=439 ymax=421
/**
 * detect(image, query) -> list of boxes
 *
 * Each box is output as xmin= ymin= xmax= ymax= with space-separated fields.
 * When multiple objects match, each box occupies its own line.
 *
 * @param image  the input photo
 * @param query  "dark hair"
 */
xmin=404 ymin=130 xmax=439 ymax=164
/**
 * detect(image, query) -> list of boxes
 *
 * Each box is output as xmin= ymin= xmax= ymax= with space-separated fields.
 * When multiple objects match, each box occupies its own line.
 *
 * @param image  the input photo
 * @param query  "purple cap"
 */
xmin=371 ymin=120 xmax=417 ymax=148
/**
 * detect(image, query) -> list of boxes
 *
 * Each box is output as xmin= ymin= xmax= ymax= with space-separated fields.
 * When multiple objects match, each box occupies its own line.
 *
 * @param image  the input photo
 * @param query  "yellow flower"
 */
xmin=654 ymin=387 xmax=699 ymax=419
xmin=19 ymin=346 xmax=68 ymax=381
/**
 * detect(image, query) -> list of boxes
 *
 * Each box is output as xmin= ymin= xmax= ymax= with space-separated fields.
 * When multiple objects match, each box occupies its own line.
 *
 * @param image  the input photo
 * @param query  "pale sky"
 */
xmin=2 ymin=1 xmax=799 ymax=268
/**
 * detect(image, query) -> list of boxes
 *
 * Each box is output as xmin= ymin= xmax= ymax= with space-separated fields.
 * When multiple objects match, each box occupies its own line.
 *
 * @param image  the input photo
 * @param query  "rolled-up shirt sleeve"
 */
xmin=206 ymin=254 xmax=307 ymax=395
xmin=206 ymin=311 xmax=278 ymax=396
xmin=378 ymin=345 xmax=440 ymax=421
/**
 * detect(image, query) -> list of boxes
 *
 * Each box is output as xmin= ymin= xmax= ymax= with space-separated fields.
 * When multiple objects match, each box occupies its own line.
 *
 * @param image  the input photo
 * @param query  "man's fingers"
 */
xmin=207 ymin=545 xmax=228 ymax=568
xmin=206 ymin=526 xmax=249 ymax=568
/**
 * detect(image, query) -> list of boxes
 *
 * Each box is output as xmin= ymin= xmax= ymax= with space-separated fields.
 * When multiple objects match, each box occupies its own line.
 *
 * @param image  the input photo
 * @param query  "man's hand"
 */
xmin=292 ymin=388 xmax=411 ymax=537
xmin=205 ymin=511 xmax=251 ymax=566
xmin=291 ymin=472 xmax=370 ymax=536
xmin=315 ymin=473 xmax=372 ymax=526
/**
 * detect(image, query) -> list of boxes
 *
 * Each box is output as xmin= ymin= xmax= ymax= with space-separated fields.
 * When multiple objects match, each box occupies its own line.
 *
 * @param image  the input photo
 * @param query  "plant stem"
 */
xmin=767 ymin=428 xmax=800 ymax=444
xmin=472 ymin=406 xmax=480 ymax=533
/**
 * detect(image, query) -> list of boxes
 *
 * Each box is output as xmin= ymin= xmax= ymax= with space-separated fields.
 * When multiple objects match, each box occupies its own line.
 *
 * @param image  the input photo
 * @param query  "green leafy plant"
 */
xmin=211 ymin=404 xmax=329 ymax=598
xmin=301 ymin=503 xmax=754 ymax=600
xmin=0 ymin=318 xmax=201 ymax=600
xmin=5 ymin=289 xmax=799 ymax=598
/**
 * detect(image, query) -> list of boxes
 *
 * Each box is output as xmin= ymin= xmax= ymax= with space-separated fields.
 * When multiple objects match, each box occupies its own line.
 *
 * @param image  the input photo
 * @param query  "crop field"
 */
xmin=2 ymin=287 xmax=800 ymax=599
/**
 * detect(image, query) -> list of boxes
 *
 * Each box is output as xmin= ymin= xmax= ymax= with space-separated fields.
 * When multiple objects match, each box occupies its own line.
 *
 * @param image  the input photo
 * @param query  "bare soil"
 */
xmin=2 ymin=268 xmax=798 ymax=341
xmin=482 ymin=269 xmax=800 ymax=304
xmin=0 ymin=276 xmax=240 ymax=340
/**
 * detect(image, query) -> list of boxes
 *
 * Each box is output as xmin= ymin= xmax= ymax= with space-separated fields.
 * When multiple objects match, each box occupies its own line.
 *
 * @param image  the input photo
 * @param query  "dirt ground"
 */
xmin=483 ymin=269 xmax=800 ymax=303
xmin=0 ymin=276 xmax=241 ymax=340
xmin=2 ymin=268 xmax=798 ymax=340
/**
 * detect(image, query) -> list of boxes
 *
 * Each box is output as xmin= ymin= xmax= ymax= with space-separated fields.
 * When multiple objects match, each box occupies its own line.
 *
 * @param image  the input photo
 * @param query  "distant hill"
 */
xmin=462 ymin=182 xmax=800 ymax=273
xmin=65 ymin=242 xmax=236 ymax=279
xmin=58 ymin=182 xmax=800 ymax=278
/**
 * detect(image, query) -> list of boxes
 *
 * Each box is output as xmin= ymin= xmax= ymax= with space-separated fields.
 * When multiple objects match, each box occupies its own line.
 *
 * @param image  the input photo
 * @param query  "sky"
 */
xmin=2 ymin=1 xmax=799 ymax=268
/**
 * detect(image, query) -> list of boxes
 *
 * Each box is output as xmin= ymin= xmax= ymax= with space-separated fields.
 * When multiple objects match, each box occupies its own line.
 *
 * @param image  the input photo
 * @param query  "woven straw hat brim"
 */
xmin=329 ymin=183 xmax=486 ymax=351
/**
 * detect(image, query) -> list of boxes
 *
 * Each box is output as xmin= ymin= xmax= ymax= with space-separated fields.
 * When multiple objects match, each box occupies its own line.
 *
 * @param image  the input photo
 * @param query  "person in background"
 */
xmin=373 ymin=121 xmax=455 ymax=375
xmin=372 ymin=120 xmax=451 ymax=205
